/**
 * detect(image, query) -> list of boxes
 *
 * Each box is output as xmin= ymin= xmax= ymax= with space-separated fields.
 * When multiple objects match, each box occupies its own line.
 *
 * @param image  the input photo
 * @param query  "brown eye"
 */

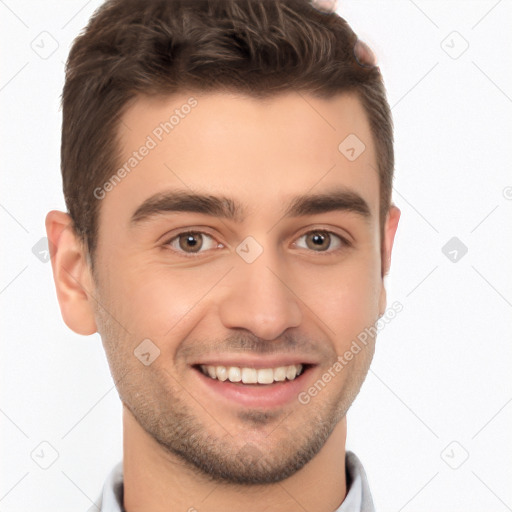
xmin=167 ymin=231 xmax=219 ymax=255
xmin=305 ymin=231 xmax=330 ymax=251
xmin=178 ymin=232 xmax=203 ymax=252
xmin=295 ymin=230 xmax=347 ymax=253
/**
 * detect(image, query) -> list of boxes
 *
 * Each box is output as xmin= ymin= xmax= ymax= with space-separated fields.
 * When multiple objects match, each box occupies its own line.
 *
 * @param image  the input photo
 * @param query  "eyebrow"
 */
xmin=129 ymin=187 xmax=372 ymax=226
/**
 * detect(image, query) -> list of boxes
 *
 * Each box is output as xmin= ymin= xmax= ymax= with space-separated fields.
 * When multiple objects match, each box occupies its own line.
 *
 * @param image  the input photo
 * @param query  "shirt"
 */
xmin=89 ymin=450 xmax=375 ymax=512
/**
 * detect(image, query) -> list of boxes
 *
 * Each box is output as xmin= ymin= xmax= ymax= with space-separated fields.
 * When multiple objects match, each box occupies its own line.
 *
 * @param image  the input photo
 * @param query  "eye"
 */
xmin=293 ymin=230 xmax=350 ymax=253
xmin=165 ymin=231 xmax=223 ymax=256
xmin=163 ymin=228 xmax=350 ymax=258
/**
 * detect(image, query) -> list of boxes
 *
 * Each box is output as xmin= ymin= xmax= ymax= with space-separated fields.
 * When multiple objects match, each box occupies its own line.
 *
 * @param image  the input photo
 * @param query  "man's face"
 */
xmin=87 ymin=91 xmax=398 ymax=484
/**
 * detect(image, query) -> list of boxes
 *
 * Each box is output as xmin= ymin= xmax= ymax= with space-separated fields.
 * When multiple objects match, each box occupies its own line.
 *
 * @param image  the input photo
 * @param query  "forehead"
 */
xmin=98 ymin=90 xmax=379 ymax=232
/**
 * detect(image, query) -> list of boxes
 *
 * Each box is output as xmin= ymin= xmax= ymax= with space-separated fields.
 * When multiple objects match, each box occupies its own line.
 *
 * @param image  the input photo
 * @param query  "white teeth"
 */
xmin=228 ymin=366 xmax=241 ymax=382
xmin=273 ymin=366 xmax=287 ymax=382
xmin=216 ymin=366 xmax=228 ymax=381
xmin=286 ymin=365 xmax=297 ymax=380
xmin=241 ymin=367 xmax=258 ymax=384
xmin=257 ymin=368 xmax=274 ymax=384
xmin=200 ymin=364 xmax=304 ymax=384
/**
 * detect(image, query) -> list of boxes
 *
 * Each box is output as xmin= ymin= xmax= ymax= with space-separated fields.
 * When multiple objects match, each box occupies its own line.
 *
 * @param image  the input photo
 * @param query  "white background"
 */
xmin=1 ymin=1 xmax=511 ymax=511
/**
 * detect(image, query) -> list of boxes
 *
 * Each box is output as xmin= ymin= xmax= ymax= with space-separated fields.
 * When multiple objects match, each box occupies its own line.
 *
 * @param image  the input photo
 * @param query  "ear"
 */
xmin=45 ymin=210 xmax=98 ymax=335
xmin=379 ymin=205 xmax=401 ymax=316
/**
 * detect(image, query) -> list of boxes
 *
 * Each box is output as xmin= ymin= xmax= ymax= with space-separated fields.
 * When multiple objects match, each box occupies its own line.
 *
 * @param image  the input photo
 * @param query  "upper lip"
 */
xmin=192 ymin=356 xmax=317 ymax=369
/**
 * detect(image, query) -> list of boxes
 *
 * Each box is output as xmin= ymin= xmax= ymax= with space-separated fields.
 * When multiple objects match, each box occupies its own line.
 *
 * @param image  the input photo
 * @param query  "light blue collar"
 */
xmin=90 ymin=450 xmax=374 ymax=512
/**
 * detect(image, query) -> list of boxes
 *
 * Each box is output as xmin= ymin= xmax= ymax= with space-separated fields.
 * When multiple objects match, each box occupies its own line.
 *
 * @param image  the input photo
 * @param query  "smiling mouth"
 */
xmin=196 ymin=364 xmax=311 ymax=385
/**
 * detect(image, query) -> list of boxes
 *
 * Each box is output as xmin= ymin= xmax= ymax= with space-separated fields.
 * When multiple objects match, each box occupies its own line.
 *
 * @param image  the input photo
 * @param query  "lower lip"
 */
xmin=193 ymin=367 xmax=313 ymax=409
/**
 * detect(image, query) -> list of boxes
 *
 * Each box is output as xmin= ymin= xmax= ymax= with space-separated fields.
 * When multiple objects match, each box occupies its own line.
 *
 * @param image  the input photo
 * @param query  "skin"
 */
xmin=46 ymin=91 xmax=400 ymax=512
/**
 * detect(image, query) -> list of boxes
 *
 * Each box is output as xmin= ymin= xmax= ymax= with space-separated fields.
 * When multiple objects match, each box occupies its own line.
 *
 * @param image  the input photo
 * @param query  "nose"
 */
xmin=218 ymin=248 xmax=303 ymax=341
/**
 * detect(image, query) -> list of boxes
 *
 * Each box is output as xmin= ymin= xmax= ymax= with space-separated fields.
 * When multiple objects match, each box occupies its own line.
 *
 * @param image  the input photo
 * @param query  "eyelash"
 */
xmin=162 ymin=228 xmax=352 ymax=258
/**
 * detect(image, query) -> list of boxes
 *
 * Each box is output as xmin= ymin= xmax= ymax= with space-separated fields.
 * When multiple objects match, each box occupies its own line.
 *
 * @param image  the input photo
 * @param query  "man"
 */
xmin=45 ymin=0 xmax=400 ymax=510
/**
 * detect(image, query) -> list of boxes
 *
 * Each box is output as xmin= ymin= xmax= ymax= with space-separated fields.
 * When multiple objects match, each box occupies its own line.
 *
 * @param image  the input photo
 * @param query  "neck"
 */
xmin=122 ymin=406 xmax=348 ymax=512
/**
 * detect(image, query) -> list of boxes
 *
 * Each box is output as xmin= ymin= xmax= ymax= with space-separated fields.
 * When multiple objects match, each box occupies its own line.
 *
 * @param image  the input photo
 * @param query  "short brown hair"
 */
xmin=61 ymin=0 xmax=394 ymax=269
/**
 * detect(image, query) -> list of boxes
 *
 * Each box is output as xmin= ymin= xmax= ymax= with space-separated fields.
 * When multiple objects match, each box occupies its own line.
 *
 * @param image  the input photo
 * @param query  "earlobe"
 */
xmin=379 ymin=205 xmax=401 ymax=316
xmin=45 ymin=210 xmax=98 ymax=335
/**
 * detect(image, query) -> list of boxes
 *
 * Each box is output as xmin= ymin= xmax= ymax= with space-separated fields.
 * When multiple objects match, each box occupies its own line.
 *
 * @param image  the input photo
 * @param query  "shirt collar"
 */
xmin=335 ymin=451 xmax=375 ymax=512
xmin=92 ymin=450 xmax=374 ymax=512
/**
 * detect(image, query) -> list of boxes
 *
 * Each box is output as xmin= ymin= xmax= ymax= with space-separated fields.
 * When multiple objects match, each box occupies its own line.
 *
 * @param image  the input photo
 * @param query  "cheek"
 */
xmin=298 ymin=253 xmax=382 ymax=341
xmin=111 ymin=260 xmax=226 ymax=340
xmin=105 ymin=240 xmax=382 ymax=351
